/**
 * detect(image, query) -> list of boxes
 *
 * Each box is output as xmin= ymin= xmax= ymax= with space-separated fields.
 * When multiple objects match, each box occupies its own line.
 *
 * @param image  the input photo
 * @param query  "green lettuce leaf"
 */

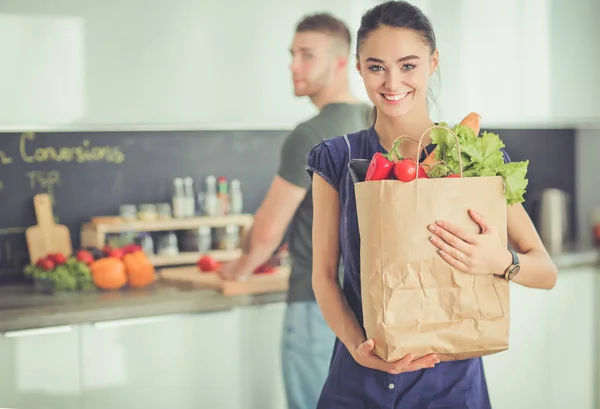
xmin=428 ymin=123 xmax=529 ymax=205
xmin=497 ymin=160 xmax=529 ymax=205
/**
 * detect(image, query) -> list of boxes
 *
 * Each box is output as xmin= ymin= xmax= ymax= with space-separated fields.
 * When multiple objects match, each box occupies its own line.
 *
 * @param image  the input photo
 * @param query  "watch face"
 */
xmin=509 ymin=265 xmax=521 ymax=279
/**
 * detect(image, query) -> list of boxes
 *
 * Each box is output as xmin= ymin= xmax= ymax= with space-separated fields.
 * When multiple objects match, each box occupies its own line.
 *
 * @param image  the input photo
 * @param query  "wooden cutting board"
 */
xmin=160 ymin=265 xmax=290 ymax=296
xmin=25 ymin=193 xmax=73 ymax=262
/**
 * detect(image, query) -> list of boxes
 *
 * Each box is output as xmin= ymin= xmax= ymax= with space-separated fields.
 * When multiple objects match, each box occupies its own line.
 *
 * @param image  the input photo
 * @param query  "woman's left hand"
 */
xmin=427 ymin=209 xmax=512 ymax=276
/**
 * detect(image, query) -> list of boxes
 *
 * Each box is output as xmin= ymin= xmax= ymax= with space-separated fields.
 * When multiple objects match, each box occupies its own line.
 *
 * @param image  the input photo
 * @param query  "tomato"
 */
xmin=254 ymin=264 xmax=277 ymax=275
xmin=393 ymin=159 xmax=429 ymax=182
xmin=197 ymin=255 xmax=220 ymax=273
xmin=36 ymin=257 xmax=55 ymax=271
xmin=108 ymin=248 xmax=125 ymax=259
xmin=121 ymin=244 xmax=142 ymax=254
xmin=76 ymin=250 xmax=95 ymax=265
xmin=445 ymin=174 xmax=461 ymax=178
xmin=47 ymin=253 xmax=68 ymax=265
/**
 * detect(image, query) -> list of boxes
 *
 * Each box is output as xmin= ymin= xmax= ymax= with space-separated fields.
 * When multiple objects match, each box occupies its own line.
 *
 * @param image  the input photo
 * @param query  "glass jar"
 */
xmin=181 ymin=227 xmax=212 ymax=252
xmin=137 ymin=232 xmax=155 ymax=254
xmin=156 ymin=232 xmax=179 ymax=256
xmin=119 ymin=204 xmax=137 ymax=221
xmin=220 ymin=225 xmax=240 ymax=251
xmin=156 ymin=203 xmax=172 ymax=219
xmin=138 ymin=204 xmax=158 ymax=221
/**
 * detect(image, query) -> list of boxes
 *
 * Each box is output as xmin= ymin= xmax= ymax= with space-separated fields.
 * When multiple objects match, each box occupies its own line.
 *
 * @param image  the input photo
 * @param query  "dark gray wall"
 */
xmin=0 ymin=127 xmax=576 ymax=283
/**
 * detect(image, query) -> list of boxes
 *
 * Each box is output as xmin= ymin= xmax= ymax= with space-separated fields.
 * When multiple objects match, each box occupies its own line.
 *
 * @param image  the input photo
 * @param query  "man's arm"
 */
xmin=221 ymin=125 xmax=317 ymax=280
xmin=222 ymin=175 xmax=306 ymax=279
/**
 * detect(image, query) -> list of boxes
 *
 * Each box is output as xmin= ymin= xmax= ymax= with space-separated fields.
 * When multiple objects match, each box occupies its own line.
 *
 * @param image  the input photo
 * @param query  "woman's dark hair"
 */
xmin=356 ymin=1 xmax=439 ymax=122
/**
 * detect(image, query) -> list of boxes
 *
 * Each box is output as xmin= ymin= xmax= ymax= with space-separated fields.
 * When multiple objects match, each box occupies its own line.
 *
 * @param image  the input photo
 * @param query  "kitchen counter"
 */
xmin=550 ymin=242 xmax=600 ymax=269
xmin=0 ymin=280 xmax=286 ymax=333
xmin=0 ymin=244 xmax=597 ymax=334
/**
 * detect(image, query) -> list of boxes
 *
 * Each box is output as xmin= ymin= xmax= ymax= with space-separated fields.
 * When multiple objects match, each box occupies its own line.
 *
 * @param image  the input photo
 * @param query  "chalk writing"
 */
xmin=20 ymin=132 xmax=125 ymax=164
xmin=26 ymin=171 xmax=61 ymax=217
xmin=0 ymin=151 xmax=13 ymax=164
xmin=26 ymin=170 xmax=61 ymax=190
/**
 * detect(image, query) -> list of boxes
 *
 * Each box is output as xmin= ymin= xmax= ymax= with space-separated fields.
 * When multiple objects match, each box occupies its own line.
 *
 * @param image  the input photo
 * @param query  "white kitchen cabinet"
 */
xmin=0 ymin=324 xmax=81 ymax=409
xmin=80 ymin=310 xmax=242 ymax=409
xmin=483 ymin=267 xmax=598 ymax=409
xmin=237 ymin=302 xmax=287 ymax=409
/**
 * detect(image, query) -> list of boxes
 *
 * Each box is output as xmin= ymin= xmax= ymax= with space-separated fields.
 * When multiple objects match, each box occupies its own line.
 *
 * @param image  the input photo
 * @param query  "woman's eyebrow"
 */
xmin=365 ymin=55 xmax=421 ymax=63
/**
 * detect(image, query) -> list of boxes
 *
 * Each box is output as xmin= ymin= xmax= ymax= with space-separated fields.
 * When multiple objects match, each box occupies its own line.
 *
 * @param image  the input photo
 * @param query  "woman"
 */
xmin=307 ymin=1 xmax=558 ymax=408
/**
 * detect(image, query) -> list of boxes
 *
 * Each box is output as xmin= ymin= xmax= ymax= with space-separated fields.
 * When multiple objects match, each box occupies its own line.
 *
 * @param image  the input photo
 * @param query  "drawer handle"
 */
xmin=92 ymin=314 xmax=186 ymax=329
xmin=3 ymin=325 xmax=73 ymax=338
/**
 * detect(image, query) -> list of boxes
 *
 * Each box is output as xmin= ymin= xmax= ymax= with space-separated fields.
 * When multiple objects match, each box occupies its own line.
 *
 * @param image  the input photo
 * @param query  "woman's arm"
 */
xmin=311 ymin=174 xmax=366 ymax=352
xmin=429 ymin=205 xmax=558 ymax=290
xmin=312 ymin=174 xmax=439 ymax=373
xmin=506 ymin=203 xmax=558 ymax=289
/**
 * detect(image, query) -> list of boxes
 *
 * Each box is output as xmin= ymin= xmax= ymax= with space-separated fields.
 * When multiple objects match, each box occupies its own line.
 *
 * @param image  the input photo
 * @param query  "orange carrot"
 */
xmin=422 ymin=112 xmax=481 ymax=166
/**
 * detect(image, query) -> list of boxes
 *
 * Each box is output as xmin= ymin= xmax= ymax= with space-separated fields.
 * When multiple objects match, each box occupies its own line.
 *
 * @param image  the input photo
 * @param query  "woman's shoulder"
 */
xmin=306 ymin=128 xmax=371 ymax=190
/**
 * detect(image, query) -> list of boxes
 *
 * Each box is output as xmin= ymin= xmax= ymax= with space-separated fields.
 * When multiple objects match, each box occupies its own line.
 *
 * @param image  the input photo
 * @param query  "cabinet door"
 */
xmin=80 ymin=311 xmax=242 ymax=409
xmin=0 ymin=325 xmax=81 ymax=409
xmin=238 ymin=302 xmax=287 ymax=409
xmin=484 ymin=268 xmax=598 ymax=409
xmin=543 ymin=268 xmax=596 ymax=409
xmin=483 ymin=283 xmax=553 ymax=409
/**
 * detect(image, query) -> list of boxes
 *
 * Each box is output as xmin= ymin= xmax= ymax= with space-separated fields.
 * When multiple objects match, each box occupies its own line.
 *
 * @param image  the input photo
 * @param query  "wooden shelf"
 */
xmin=150 ymin=250 xmax=242 ymax=267
xmin=80 ymin=214 xmax=253 ymax=268
xmin=87 ymin=214 xmax=253 ymax=233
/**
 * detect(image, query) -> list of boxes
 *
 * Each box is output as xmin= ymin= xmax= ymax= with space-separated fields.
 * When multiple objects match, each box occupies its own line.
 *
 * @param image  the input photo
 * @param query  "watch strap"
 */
xmin=503 ymin=247 xmax=520 ymax=280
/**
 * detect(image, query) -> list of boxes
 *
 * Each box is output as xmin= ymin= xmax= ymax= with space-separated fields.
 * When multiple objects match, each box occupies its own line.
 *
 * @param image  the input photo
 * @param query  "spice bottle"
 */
xmin=217 ymin=176 xmax=230 ymax=216
xmin=230 ymin=179 xmax=243 ymax=215
xmin=184 ymin=177 xmax=196 ymax=217
xmin=172 ymin=178 xmax=187 ymax=219
xmin=204 ymin=175 xmax=219 ymax=217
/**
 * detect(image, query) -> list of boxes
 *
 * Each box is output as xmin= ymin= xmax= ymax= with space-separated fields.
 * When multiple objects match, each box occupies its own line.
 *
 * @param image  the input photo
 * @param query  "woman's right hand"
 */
xmin=350 ymin=339 xmax=440 ymax=374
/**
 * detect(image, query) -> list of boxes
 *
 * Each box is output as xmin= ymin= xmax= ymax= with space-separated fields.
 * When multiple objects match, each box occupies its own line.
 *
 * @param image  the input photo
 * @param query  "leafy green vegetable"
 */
xmin=24 ymin=257 xmax=94 ymax=292
xmin=429 ymin=123 xmax=529 ymax=205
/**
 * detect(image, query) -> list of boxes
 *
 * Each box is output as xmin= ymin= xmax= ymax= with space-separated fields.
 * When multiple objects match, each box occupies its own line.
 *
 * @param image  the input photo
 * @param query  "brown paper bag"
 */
xmin=353 ymin=133 xmax=510 ymax=363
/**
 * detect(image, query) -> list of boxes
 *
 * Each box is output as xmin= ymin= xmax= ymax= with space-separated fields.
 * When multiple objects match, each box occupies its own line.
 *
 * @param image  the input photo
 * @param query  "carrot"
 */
xmin=422 ymin=112 xmax=481 ymax=166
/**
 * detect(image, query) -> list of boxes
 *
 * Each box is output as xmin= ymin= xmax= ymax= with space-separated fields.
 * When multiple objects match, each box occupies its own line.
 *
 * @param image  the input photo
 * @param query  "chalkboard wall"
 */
xmin=0 ymin=127 xmax=576 ymax=282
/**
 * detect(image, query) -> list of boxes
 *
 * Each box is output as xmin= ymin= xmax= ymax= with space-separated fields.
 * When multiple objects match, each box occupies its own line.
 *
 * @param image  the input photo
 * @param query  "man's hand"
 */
xmin=218 ymin=257 xmax=253 ymax=281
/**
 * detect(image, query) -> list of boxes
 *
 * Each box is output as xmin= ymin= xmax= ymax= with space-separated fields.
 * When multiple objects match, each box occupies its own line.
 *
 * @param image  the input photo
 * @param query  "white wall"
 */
xmin=0 ymin=0 xmax=598 ymax=131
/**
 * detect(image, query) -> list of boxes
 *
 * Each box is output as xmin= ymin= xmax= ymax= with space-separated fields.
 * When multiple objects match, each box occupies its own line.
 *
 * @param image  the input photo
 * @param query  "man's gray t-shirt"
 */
xmin=277 ymin=102 xmax=372 ymax=303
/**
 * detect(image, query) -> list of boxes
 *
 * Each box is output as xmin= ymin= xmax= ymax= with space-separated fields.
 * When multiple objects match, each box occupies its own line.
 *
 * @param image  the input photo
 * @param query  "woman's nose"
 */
xmin=385 ymin=67 xmax=402 ymax=90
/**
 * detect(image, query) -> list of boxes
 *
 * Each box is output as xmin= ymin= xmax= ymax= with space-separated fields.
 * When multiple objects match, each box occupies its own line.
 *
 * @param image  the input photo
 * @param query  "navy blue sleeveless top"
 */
xmin=306 ymin=125 xmax=507 ymax=409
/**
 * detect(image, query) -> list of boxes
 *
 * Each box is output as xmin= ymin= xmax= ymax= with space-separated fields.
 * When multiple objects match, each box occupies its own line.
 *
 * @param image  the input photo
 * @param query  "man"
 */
xmin=220 ymin=13 xmax=371 ymax=409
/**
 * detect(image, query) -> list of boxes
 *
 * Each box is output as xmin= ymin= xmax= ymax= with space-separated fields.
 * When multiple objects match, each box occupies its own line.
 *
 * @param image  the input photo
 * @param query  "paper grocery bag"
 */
xmin=353 ymin=169 xmax=510 ymax=362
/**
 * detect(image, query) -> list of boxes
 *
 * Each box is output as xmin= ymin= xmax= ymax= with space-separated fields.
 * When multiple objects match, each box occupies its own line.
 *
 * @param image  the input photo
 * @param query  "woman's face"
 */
xmin=356 ymin=26 xmax=438 ymax=119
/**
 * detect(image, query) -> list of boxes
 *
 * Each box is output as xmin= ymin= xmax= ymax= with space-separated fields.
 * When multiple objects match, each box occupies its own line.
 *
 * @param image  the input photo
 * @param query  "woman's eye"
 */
xmin=401 ymin=63 xmax=416 ymax=71
xmin=368 ymin=65 xmax=384 ymax=72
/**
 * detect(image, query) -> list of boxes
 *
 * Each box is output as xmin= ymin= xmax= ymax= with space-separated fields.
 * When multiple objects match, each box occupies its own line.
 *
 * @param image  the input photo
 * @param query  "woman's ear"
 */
xmin=430 ymin=49 xmax=439 ymax=75
xmin=355 ymin=57 xmax=363 ymax=77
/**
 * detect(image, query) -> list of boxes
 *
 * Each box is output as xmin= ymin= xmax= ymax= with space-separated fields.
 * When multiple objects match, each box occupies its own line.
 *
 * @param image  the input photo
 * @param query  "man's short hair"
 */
xmin=295 ymin=13 xmax=352 ymax=54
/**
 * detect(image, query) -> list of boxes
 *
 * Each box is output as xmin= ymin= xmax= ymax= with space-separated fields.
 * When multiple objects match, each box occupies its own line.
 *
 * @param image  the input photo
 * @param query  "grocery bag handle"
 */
xmin=416 ymin=125 xmax=463 ymax=179
xmin=387 ymin=127 xmax=463 ymax=179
